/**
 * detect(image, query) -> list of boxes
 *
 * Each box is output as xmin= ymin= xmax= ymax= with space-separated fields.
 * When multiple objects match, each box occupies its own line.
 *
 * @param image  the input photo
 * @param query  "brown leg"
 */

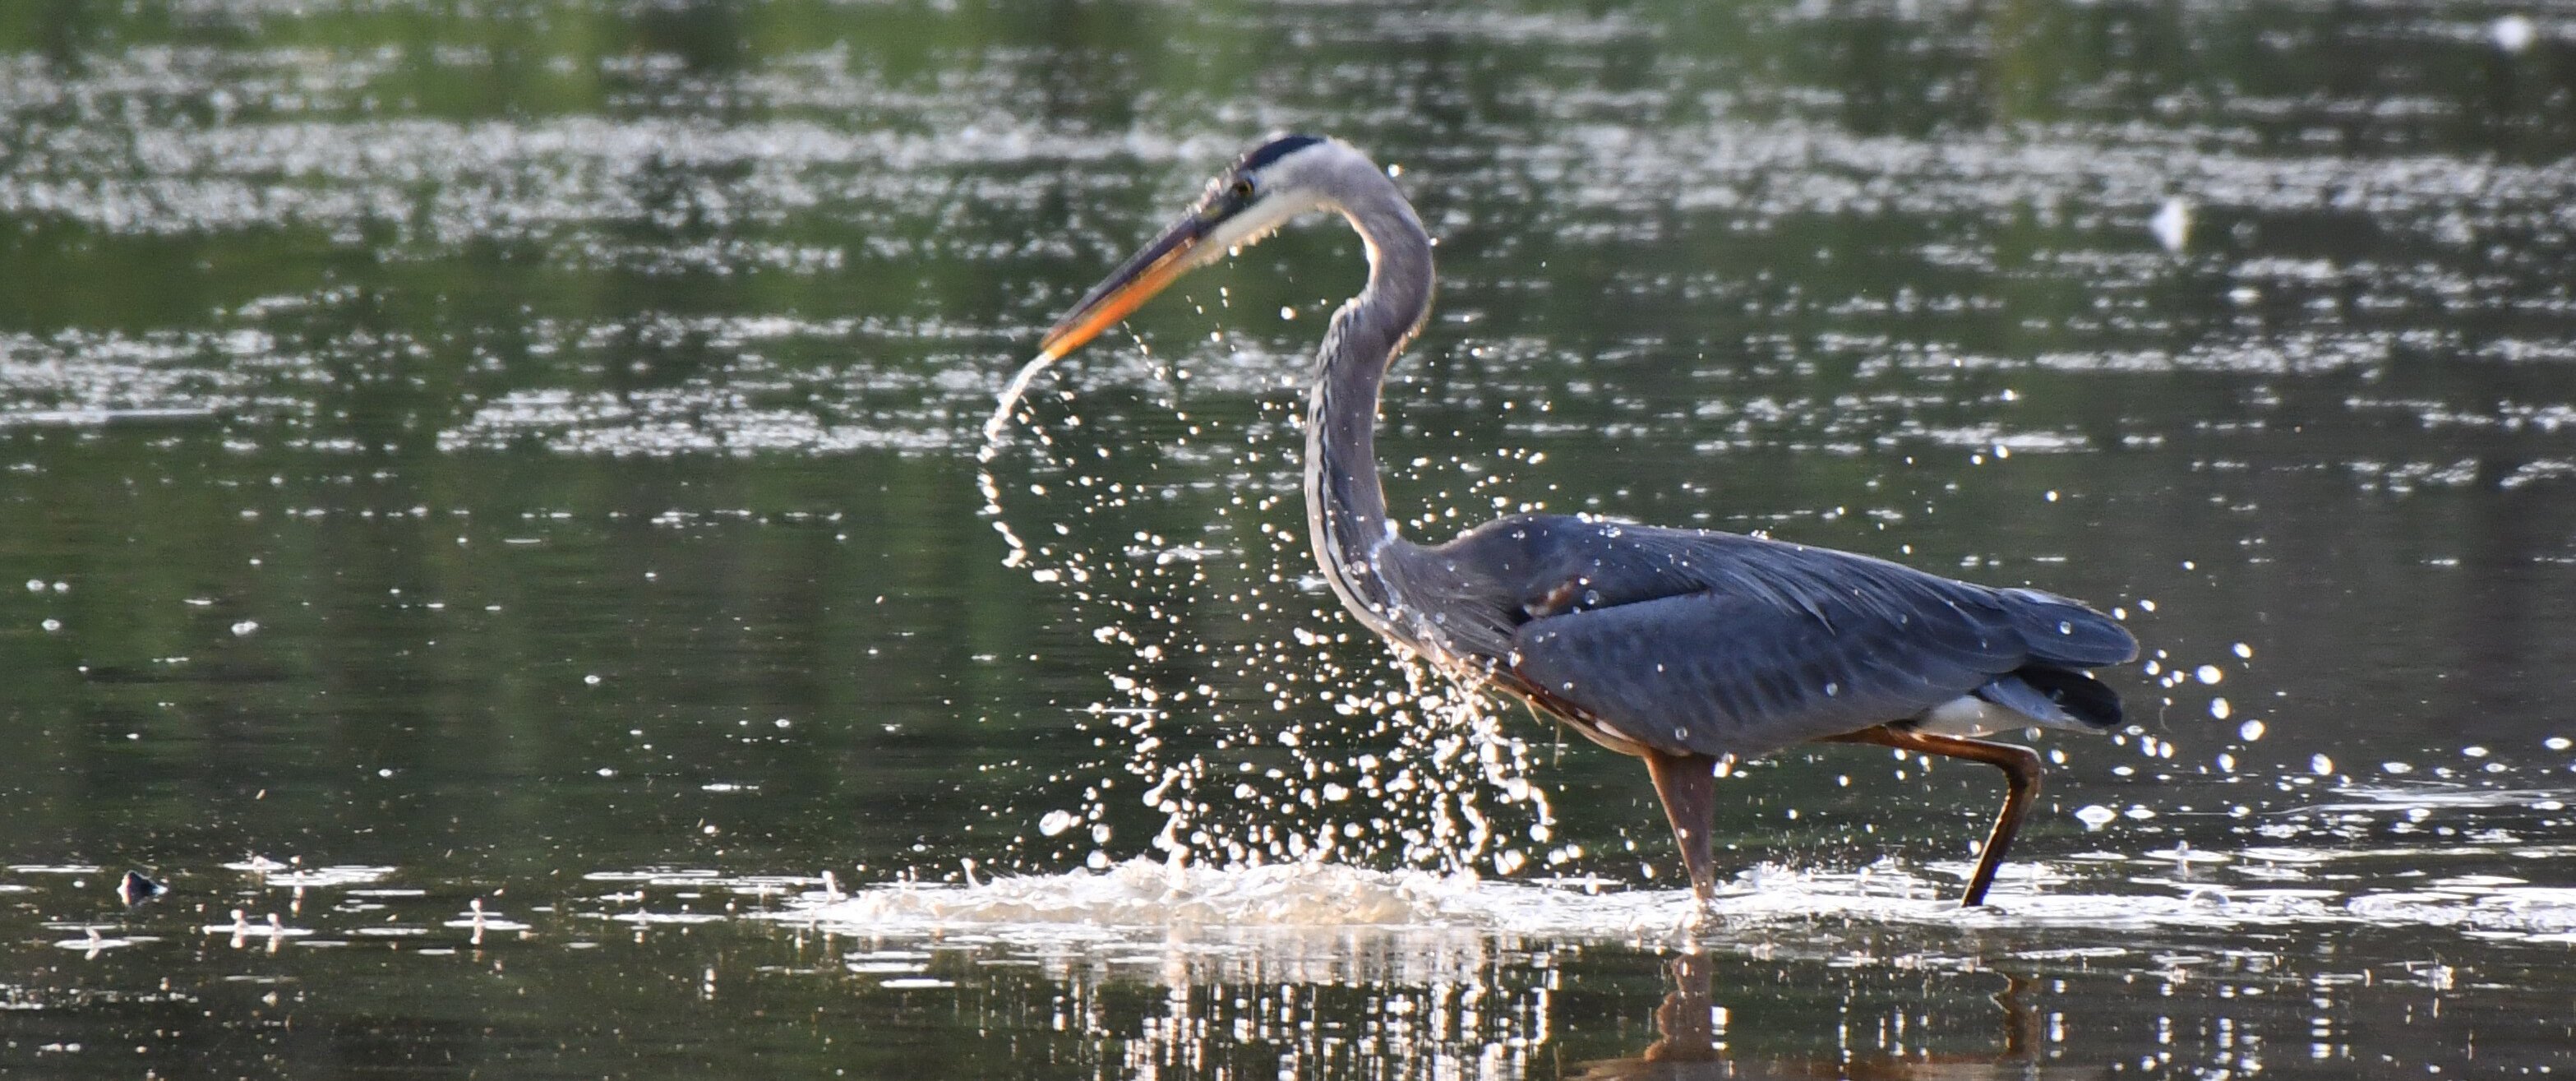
xmin=1827 ymin=725 xmax=2045 ymax=907
xmin=1643 ymin=750 xmax=1720 ymax=900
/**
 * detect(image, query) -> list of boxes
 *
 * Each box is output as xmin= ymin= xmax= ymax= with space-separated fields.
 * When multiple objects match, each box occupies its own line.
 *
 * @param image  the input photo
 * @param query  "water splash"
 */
xmin=976 ymin=337 xmax=1558 ymax=886
xmin=777 ymin=846 xmax=2576 ymax=949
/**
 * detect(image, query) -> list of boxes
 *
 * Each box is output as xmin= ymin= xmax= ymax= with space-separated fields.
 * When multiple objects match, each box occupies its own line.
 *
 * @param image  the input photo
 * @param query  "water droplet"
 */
xmin=2492 ymin=13 xmax=2537 ymax=53
xmin=2150 ymin=197 xmax=2192 ymax=252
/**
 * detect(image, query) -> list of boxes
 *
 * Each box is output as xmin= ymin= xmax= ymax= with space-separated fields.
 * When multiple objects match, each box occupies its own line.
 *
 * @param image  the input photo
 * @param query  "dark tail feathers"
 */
xmin=2001 ymin=665 xmax=2124 ymax=730
xmin=1999 ymin=587 xmax=2140 ymax=668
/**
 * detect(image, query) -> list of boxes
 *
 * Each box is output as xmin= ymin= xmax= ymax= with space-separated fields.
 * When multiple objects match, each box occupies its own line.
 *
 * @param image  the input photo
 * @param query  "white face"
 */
xmin=1189 ymin=140 xmax=1359 ymax=266
xmin=1025 ymin=137 xmax=1376 ymax=372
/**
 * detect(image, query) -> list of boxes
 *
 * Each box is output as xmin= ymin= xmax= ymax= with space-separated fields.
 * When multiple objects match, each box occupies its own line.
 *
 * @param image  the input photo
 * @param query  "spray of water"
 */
xmin=976 ymin=335 xmax=1558 ymax=886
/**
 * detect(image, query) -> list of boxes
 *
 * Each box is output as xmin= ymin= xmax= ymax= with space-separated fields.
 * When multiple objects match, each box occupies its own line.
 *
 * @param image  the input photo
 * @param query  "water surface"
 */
xmin=3 ymin=0 xmax=2576 ymax=1076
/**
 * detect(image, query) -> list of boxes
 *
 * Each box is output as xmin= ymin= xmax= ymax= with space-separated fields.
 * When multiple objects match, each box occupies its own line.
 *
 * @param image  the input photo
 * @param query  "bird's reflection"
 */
xmin=1574 ymin=952 xmax=2106 ymax=1079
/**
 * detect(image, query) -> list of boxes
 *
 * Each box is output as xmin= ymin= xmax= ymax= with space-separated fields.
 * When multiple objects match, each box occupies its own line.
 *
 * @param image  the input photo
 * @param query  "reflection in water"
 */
xmin=1577 ymin=954 xmax=2104 ymax=1081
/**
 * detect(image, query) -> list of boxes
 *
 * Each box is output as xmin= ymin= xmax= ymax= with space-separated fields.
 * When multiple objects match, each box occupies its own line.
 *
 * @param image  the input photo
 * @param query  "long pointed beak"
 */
xmin=984 ymin=208 xmax=1216 ymax=443
xmin=1035 ymin=210 xmax=1212 ymax=362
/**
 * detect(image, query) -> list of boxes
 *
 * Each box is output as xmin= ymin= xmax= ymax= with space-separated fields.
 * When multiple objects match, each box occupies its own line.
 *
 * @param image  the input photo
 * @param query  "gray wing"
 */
xmin=1483 ymin=522 xmax=2134 ymax=760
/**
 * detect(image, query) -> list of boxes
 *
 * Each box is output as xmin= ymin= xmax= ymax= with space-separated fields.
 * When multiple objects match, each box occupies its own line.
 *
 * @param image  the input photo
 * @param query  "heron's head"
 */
xmin=1035 ymin=133 xmax=1359 ymax=363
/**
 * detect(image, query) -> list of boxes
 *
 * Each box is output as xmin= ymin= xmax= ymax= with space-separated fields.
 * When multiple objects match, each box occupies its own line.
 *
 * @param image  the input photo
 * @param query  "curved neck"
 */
xmin=1304 ymin=175 xmax=1433 ymax=647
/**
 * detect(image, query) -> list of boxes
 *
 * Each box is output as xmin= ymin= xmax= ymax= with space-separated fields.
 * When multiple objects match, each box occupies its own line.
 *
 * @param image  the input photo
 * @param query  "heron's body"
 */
xmin=1004 ymin=134 xmax=2138 ymax=906
xmin=1373 ymin=515 xmax=2132 ymax=756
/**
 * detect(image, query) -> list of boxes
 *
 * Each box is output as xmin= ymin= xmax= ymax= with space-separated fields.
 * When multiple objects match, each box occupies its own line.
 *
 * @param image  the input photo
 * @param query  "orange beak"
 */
xmin=986 ymin=206 xmax=1223 ymax=442
xmin=1033 ymin=210 xmax=1212 ymax=362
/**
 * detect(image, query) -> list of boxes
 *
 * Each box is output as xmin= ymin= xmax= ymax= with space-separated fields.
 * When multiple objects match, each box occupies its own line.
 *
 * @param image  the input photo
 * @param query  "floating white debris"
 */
xmin=52 ymin=928 xmax=155 ymax=953
xmin=258 ymin=866 xmax=396 ymax=888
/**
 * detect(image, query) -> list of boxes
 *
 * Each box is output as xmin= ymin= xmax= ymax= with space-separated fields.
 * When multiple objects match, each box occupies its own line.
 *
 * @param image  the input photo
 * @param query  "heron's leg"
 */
xmin=1643 ymin=750 xmax=1720 ymax=900
xmin=1827 ymin=726 xmax=2045 ymax=907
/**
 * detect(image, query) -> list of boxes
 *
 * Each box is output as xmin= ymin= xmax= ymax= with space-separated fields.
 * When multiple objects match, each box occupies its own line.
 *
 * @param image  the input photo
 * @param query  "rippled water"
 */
xmin=3 ymin=0 xmax=2575 ymax=1076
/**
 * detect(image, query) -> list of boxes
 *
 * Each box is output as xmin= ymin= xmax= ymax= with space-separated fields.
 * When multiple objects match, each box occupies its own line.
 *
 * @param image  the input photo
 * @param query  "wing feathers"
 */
xmin=1488 ymin=522 xmax=2135 ymax=759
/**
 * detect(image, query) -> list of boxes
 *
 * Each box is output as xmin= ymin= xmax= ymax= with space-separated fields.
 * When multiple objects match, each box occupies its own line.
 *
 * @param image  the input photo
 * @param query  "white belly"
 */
xmin=1910 ymin=695 xmax=2032 ymax=739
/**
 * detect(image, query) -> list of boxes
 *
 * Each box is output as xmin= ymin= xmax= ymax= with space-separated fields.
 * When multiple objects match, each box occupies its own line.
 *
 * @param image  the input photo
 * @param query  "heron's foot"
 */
xmin=1680 ymin=887 xmax=1717 ymax=931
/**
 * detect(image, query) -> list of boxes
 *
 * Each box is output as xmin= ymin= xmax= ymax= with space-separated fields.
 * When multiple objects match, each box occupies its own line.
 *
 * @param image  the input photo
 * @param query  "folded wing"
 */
xmin=1499 ymin=528 xmax=2134 ymax=759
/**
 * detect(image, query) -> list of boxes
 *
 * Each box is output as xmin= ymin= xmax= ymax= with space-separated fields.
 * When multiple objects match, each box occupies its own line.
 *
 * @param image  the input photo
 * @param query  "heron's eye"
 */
xmin=1230 ymin=178 xmax=1256 ymax=201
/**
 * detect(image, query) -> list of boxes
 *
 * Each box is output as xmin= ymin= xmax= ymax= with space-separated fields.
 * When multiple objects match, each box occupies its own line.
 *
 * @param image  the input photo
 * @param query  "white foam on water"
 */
xmin=765 ymin=849 xmax=2576 ymax=959
xmin=2348 ymin=888 xmax=2576 ymax=935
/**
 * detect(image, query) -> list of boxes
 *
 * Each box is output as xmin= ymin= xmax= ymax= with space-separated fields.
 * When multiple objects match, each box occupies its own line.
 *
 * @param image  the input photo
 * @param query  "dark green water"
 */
xmin=4 ymin=0 xmax=2576 ymax=1076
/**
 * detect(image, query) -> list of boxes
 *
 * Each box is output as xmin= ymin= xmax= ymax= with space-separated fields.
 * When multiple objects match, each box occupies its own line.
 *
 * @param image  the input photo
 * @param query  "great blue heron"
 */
xmin=994 ymin=134 xmax=2138 ymax=907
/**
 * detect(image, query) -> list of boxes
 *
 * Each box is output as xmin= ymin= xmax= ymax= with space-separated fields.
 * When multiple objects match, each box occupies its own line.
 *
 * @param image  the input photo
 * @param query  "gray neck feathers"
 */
xmin=1302 ymin=162 xmax=1435 ymax=651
